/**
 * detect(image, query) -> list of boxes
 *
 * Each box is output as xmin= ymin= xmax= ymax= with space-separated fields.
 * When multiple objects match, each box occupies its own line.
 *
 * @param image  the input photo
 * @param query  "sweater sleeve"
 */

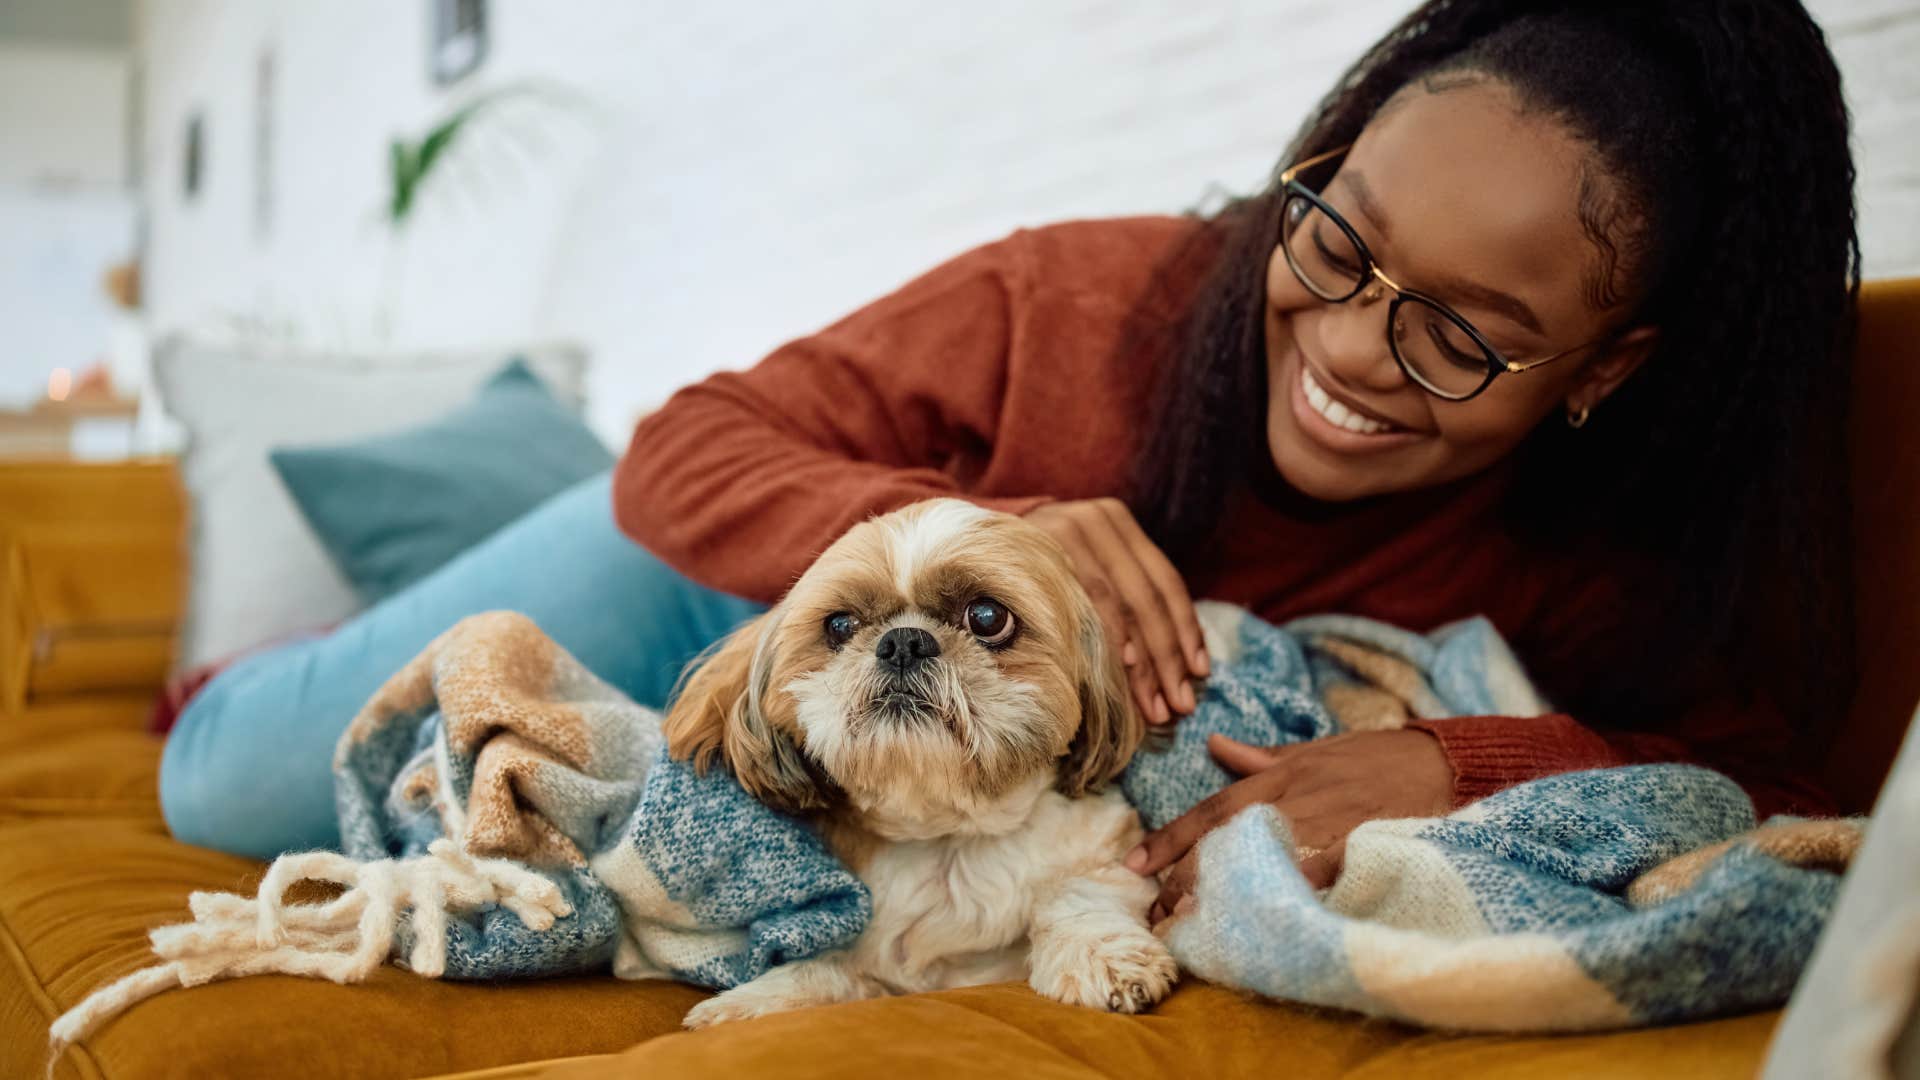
xmin=1408 ymin=698 xmax=1834 ymax=821
xmin=612 ymin=233 xmax=1052 ymax=601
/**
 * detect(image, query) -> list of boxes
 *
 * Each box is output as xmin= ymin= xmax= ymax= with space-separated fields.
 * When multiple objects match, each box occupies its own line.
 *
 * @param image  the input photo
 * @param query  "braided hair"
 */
xmin=1128 ymin=0 xmax=1860 ymax=739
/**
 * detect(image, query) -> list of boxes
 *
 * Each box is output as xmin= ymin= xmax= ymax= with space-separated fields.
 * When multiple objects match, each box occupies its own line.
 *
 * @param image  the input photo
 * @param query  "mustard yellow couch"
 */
xmin=5 ymin=278 xmax=1917 ymax=1080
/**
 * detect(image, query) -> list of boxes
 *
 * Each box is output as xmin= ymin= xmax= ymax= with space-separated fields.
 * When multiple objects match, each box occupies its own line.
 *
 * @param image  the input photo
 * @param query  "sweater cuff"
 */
xmin=1407 ymin=714 xmax=1620 ymax=809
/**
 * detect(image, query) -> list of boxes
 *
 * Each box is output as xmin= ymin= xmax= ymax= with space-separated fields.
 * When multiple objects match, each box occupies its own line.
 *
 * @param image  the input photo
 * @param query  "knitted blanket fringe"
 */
xmin=49 ymin=839 xmax=570 ymax=1060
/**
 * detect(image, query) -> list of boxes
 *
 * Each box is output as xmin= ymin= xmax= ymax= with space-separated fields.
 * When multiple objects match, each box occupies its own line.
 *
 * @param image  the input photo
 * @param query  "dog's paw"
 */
xmin=684 ymin=986 xmax=793 ymax=1029
xmin=1030 ymin=930 xmax=1179 ymax=1014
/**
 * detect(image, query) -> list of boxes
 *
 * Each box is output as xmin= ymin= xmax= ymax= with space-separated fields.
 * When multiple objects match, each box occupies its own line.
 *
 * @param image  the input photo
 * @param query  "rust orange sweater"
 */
xmin=615 ymin=216 xmax=1829 ymax=819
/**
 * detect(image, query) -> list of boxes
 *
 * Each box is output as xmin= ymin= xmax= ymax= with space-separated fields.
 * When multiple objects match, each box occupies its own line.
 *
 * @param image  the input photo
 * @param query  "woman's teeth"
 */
xmin=1302 ymin=366 xmax=1394 ymax=435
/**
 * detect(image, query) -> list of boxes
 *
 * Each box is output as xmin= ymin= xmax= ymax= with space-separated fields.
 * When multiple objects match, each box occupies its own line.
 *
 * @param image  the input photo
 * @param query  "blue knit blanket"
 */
xmin=329 ymin=611 xmax=871 ymax=988
xmin=54 ymin=605 xmax=1857 ymax=1049
xmin=1141 ymin=605 xmax=1858 ymax=1030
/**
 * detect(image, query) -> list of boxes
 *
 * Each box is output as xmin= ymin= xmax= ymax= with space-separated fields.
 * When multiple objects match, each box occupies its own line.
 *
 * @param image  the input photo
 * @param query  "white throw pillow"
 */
xmin=153 ymin=338 xmax=589 ymax=667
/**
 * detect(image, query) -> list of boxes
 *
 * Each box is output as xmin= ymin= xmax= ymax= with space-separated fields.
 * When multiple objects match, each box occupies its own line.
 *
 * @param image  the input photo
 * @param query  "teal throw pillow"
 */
xmin=270 ymin=359 xmax=614 ymax=604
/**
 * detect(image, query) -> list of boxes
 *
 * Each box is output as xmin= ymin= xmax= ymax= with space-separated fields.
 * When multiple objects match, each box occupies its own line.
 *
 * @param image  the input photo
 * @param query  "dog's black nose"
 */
xmin=875 ymin=627 xmax=941 ymax=675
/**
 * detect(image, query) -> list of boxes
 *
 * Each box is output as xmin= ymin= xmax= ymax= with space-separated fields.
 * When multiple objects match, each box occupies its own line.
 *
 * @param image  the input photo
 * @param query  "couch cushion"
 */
xmin=152 ymin=336 xmax=589 ymax=667
xmin=270 ymin=359 xmax=614 ymax=606
xmin=528 ymin=980 xmax=1779 ymax=1080
xmin=0 ymin=818 xmax=705 ymax=1080
xmin=0 ymin=698 xmax=165 ymax=823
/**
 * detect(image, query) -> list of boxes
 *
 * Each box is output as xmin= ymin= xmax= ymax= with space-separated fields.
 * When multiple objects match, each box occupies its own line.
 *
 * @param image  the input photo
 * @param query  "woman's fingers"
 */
xmin=1098 ymin=499 xmax=1210 ymax=679
xmin=1149 ymin=849 xmax=1201 ymax=926
xmin=1149 ymin=827 xmax=1345 ymax=930
xmin=1131 ymin=653 xmax=1170 ymax=725
xmin=1045 ymin=525 xmax=1162 ymax=724
xmin=1297 ymin=838 xmax=1348 ymax=891
xmin=1127 ymin=771 xmax=1280 ymax=875
xmin=1087 ymin=579 xmax=1165 ymax=724
xmin=1207 ymin=733 xmax=1283 ymax=777
xmin=1270 ymin=788 xmax=1363 ymax=855
xmin=1145 ymin=810 xmax=1349 ymax=922
xmin=1021 ymin=499 xmax=1200 ymax=725
xmin=1075 ymin=501 xmax=1199 ymax=716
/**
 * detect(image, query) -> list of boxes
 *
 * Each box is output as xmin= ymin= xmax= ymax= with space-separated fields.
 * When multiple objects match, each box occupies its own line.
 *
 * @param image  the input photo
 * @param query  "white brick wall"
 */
xmin=1822 ymin=0 xmax=1920 ymax=276
xmin=136 ymin=0 xmax=1920 ymax=441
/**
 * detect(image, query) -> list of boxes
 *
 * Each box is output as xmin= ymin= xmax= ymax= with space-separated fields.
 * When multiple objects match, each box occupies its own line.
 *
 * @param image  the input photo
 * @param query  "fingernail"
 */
xmin=1172 ymin=895 xmax=1195 ymax=917
xmin=1153 ymin=695 xmax=1170 ymax=724
xmin=1192 ymin=649 xmax=1211 ymax=676
xmin=1178 ymin=682 xmax=1197 ymax=713
xmin=1125 ymin=845 xmax=1148 ymax=872
xmin=1123 ymin=642 xmax=1139 ymax=666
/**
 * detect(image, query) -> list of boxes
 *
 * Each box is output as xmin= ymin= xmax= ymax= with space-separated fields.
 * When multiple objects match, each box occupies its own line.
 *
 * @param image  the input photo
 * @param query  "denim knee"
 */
xmin=160 ymin=649 xmax=344 ymax=858
xmin=156 ymin=471 xmax=768 ymax=859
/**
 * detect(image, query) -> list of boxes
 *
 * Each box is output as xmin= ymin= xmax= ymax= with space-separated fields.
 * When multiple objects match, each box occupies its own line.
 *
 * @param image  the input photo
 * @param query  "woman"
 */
xmin=162 ymin=0 xmax=1859 ymax=895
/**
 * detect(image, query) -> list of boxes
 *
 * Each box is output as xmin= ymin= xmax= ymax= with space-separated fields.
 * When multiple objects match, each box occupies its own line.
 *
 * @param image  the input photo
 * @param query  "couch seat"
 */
xmin=530 ymin=982 xmax=1779 ymax=1080
xmin=2 ymin=705 xmax=1780 ymax=1079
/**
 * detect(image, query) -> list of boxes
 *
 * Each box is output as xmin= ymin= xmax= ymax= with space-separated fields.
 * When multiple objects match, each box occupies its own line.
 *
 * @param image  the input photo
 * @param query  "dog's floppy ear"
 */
xmin=663 ymin=607 xmax=837 ymax=813
xmin=1057 ymin=592 xmax=1144 ymax=797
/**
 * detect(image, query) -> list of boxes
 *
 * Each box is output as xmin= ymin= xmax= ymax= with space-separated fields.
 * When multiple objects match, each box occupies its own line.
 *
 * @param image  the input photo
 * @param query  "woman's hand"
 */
xmin=1024 ymin=499 xmax=1209 ymax=726
xmin=1129 ymin=729 xmax=1455 ymax=923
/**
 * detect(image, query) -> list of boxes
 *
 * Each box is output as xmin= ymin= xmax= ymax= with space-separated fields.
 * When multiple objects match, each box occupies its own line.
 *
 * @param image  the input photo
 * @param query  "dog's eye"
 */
xmin=964 ymin=598 xmax=1016 ymax=646
xmin=824 ymin=612 xmax=861 ymax=648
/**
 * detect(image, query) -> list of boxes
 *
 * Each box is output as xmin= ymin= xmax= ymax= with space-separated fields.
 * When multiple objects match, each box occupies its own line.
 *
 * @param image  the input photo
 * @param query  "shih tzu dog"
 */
xmin=664 ymin=498 xmax=1176 ymax=1027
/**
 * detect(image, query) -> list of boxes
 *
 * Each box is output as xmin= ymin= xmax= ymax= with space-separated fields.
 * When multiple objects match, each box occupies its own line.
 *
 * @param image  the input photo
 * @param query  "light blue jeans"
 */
xmin=158 ymin=472 xmax=767 ymax=860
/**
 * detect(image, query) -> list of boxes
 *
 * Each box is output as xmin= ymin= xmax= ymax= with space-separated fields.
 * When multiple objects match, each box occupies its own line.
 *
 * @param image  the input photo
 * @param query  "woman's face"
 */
xmin=1263 ymin=77 xmax=1649 ymax=501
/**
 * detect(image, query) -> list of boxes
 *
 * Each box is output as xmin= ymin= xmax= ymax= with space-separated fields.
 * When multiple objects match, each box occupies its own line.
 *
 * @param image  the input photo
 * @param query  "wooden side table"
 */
xmin=0 ymin=458 xmax=186 ymax=721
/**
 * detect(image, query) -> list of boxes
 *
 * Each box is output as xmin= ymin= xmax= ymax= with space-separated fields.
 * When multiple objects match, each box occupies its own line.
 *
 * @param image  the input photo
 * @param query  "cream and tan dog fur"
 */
xmin=664 ymin=499 xmax=1176 ymax=1027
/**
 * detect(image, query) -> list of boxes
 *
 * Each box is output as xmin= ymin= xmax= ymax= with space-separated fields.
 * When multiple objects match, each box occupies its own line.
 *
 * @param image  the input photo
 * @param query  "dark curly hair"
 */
xmin=1128 ymin=0 xmax=1860 ymax=740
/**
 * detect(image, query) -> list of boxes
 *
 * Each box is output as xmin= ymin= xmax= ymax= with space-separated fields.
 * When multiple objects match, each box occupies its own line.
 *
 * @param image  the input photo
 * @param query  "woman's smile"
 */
xmin=1285 ymin=348 xmax=1427 ymax=454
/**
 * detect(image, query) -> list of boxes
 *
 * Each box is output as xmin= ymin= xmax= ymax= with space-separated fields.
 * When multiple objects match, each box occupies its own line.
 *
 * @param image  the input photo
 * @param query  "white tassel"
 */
xmin=252 ymin=850 xmax=363 ymax=948
xmin=46 ymin=963 xmax=185 ymax=1072
xmin=409 ymin=868 xmax=451 ymax=977
xmin=46 ymin=844 xmax=573 ymax=1072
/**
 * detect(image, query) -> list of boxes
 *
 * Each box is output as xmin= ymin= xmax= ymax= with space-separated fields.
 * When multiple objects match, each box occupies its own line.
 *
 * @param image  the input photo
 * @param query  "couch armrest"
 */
xmin=0 ymin=459 xmax=186 ymax=719
xmin=1836 ymin=277 xmax=1920 ymax=810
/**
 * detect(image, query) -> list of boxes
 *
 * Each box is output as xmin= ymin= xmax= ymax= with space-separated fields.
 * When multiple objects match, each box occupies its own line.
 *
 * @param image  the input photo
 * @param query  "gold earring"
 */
xmin=1566 ymin=403 xmax=1591 ymax=429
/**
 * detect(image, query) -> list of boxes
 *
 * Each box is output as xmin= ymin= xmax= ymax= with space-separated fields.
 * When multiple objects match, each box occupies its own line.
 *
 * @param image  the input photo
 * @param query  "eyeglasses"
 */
xmin=1278 ymin=144 xmax=1606 ymax=402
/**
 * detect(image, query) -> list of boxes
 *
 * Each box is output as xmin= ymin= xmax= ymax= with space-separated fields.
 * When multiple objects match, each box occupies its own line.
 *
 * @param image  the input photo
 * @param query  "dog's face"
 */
xmin=663 ymin=499 xmax=1138 ymax=837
